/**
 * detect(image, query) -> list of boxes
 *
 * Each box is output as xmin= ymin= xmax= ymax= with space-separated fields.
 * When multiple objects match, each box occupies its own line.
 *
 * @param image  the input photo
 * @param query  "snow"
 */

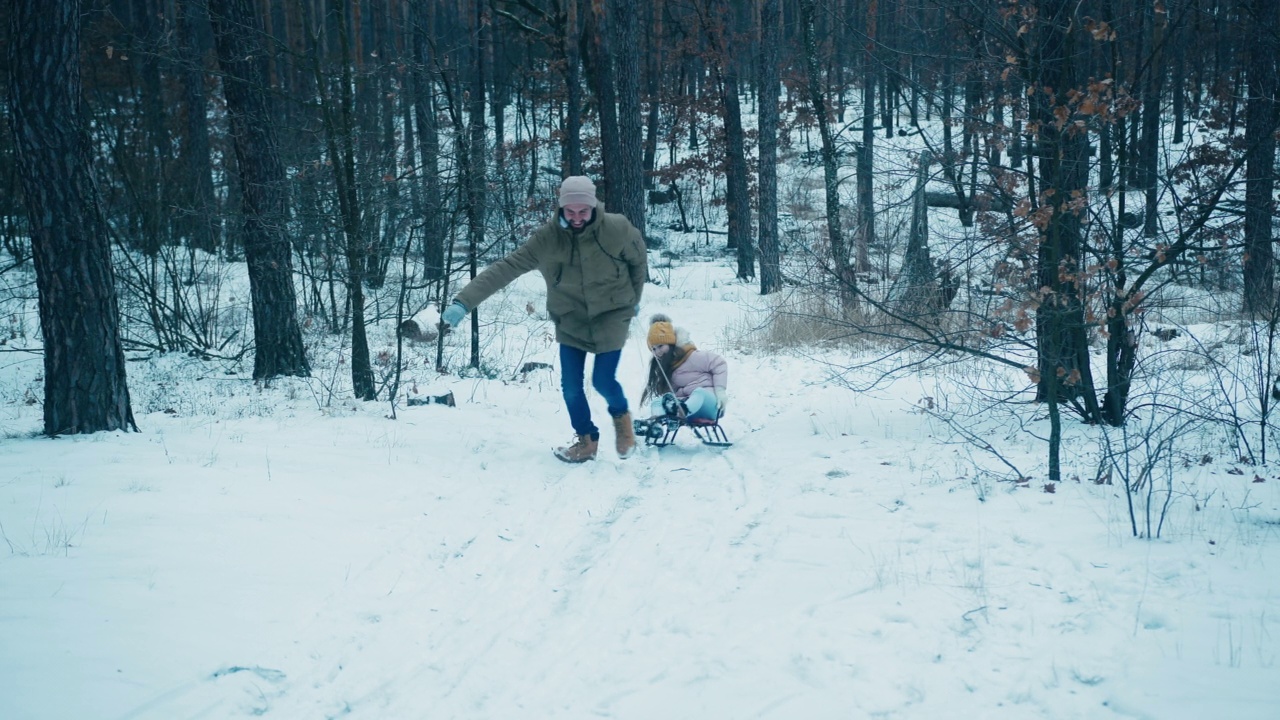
xmin=2 ymin=260 xmax=1280 ymax=720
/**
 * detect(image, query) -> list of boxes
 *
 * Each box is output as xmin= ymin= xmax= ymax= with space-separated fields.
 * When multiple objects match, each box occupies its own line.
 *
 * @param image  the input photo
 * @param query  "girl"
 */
xmin=640 ymin=314 xmax=728 ymax=422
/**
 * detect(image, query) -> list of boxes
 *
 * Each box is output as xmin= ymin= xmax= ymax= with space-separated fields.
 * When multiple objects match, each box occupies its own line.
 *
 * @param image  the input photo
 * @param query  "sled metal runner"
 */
xmin=635 ymin=415 xmax=732 ymax=448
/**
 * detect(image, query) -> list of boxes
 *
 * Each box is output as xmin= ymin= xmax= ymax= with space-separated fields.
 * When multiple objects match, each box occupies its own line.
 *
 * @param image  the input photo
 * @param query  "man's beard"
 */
xmin=564 ymin=209 xmax=593 ymax=232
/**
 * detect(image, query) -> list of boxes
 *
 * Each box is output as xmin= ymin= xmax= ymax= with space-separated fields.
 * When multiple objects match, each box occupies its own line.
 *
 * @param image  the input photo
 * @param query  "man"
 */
xmin=441 ymin=176 xmax=647 ymax=463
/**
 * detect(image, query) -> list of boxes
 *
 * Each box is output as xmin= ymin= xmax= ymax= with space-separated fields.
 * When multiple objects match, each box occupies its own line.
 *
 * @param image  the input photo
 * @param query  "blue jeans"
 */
xmin=560 ymin=344 xmax=629 ymax=440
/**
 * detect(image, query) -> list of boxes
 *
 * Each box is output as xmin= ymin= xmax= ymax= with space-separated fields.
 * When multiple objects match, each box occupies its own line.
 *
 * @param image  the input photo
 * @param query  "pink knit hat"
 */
xmin=558 ymin=176 xmax=598 ymax=208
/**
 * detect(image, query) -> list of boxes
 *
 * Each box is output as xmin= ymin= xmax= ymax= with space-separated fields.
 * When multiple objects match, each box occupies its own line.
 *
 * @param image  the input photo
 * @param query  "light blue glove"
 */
xmin=441 ymin=300 xmax=467 ymax=328
xmin=714 ymin=388 xmax=728 ymax=414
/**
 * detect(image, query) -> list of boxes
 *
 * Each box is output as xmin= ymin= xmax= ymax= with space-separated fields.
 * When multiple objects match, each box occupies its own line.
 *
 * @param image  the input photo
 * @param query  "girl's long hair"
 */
xmin=640 ymin=345 xmax=689 ymax=405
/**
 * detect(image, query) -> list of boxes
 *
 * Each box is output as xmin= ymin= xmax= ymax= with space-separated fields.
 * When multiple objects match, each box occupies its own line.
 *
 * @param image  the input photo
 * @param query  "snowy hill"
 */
xmin=2 ymin=260 xmax=1279 ymax=720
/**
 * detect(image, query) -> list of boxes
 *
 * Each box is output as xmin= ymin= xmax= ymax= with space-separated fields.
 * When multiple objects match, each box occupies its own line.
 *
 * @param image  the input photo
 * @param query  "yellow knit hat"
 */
xmin=647 ymin=314 xmax=676 ymax=348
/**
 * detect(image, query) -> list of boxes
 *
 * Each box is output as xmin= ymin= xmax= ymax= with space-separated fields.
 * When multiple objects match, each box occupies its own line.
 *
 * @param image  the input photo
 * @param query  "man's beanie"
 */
xmin=559 ymin=175 xmax=598 ymax=208
xmin=647 ymin=313 xmax=677 ymax=348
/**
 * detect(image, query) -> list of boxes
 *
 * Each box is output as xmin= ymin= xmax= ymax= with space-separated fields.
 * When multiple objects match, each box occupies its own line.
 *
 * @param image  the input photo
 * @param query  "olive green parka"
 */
xmin=455 ymin=205 xmax=647 ymax=353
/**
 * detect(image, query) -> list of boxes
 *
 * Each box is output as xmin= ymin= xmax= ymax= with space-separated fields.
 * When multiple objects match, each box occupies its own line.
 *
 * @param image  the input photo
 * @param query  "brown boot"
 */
xmin=612 ymin=411 xmax=636 ymax=459
xmin=554 ymin=434 xmax=598 ymax=463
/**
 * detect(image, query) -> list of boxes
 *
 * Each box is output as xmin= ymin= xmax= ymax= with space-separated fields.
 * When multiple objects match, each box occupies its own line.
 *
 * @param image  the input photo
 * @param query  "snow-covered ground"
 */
xmin=2 ymin=259 xmax=1279 ymax=720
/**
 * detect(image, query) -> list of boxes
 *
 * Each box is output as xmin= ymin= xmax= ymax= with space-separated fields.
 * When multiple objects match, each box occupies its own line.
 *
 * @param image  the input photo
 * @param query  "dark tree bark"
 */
xmin=8 ymin=0 xmax=138 ymax=435
xmin=585 ymin=0 xmax=621 ymax=205
xmin=800 ymin=0 xmax=856 ymax=312
xmin=757 ymin=0 xmax=783 ymax=295
xmin=130 ymin=0 xmax=169 ymax=257
xmin=856 ymin=0 xmax=876 ymax=273
xmin=706 ymin=0 xmax=751 ymax=277
xmin=1171 ymin=25 xmax=1186 ymax=146
xmin=365 ymin=0 xmax=401 ymax=290
xmin=877 ymin=0 xmax=895 ymax=140
xmin=1124 ymin=9 xmax=1145 ymax=190
xmin=723 ymin=64 xmax=754 ymax=279
xmin=208 ymin=0 xmax=310 ymax=380
xmin=178 ymin=0 xmax=220 ymax=257
xmin=467 ymin=0 xmax=487 ymax=367
xmin=411 ymin=0 xmax=444 ymax=281
xmin=1140 ymin=1 xmax=1166 ymax=238
xmin=1243 ymin=0 xmax=1278 ymax=316
xmin=1029 ymin=0 xmax=1102 ymax=474
xmin=1098 ymin=17 xmax=1118 ymax=195
xmin=641 ymin=0 xmax=663 ymax=187
xmin=612 ymin=0 xmax=646 ymax=234
xmin=898 ymin=151 xmax=937 ymax=315
xmin=317 ymin=0 xmax=376 ymax=400
xmin=564 ymin=0 xmax=584 ymax=174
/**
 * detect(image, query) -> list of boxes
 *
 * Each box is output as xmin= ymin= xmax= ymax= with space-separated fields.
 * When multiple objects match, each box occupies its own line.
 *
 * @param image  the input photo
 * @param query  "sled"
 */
xmin=634 ymin=413 xmax=732 ymax=448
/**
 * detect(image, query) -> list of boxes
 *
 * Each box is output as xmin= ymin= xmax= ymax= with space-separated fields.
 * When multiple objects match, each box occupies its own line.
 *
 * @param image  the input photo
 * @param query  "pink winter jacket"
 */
xmin=668 ymin=347 xmax=728 ymax=400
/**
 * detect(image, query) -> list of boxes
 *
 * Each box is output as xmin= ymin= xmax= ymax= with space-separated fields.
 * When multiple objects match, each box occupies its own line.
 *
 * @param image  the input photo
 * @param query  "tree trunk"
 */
xmin=320 ymin=0 xmax=376 ymax=400
xmin=857 ymin=0 xmax=877 ymax=273
xmin=131 ymin=0 xmax=169 ymax=258
xmin=412 ymin=0 xmax=444 ymax=281
xmin=8 ymin=0 xmax=138 ymax=435
xmin=757 ymin=0 xmax=783 ymax=295
xmin=641 ymin=0 xmax=663 ymax=188
xmin=1031 ymin=0 xmax=1102 ymax=431
xmin=898 ymin=151 xmax=936 ymax=315
xmin=612 ymin=0 xmax=646 ymax=234
xmin=563 ymin=0 xmax=584 ymax=174
xmin=800 ymin=0 xmax=855 ymax=312
xmin=1141 ymin=1 xmax=1166 ymax=238
xmin=178 ymin=0 xmax=221 ymax=257
xmin=1098 ymin=25 xmax=1116 ymax=194
xmin=467 ymin=0 xmax=487 ymax=367
xmin=722 ymin=65 xmax=754 ymax=279
xmin=1243 ymin=0 xmax=1278 ymax=316
xmin=585 ymin=0 xmax=621 ymax=206
xmin=209 ymin=0 xmax=311 ymax=380
xmin=1172 ymin=31 xmax=1185 ymax=145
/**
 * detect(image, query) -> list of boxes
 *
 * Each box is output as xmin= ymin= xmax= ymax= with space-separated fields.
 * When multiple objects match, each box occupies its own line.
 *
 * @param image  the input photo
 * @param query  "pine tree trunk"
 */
xmin=321 ymin=0 xmax=377 ymax=400
xmin=209 ymin=0 xmax=311 ymax=380
xmin=641 ymin=0 xmax=663 ymax=188
xmin=178 ymin=0 xmax=220 ymax=257
xmin=563 ymin=0 xmax=584 ymax=174
xmin=1243 ymin=0 xmax=1278 ymax=316
xmin=757 ymin=0 xmax=783 ymax=295
xmin=8 ymin=0 xmax=138 ymax=435
xmin=612 ymin=0 xmax=646 ymax=234
xmin=800 ymin=0 xmax=855 ymax=312
xmin=1141 ymin=2 xmax=1166 ymax=238
xmin=467 ymin=0 xmax=487 ymax=367
xmin=1172 ymin=36 xmax=1186 ymax=145
xmin=131 ymin=0 xmax=169 ymax=258
xmin=857 ymin=0 xmax=877 ymax=273
xmin=722 ymin=66 xmax=754 ymax=279
xmin=412 ymin=0 xmax=444 ymax=281
xmin=586 ymin=0 xmax=621 ymax=206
